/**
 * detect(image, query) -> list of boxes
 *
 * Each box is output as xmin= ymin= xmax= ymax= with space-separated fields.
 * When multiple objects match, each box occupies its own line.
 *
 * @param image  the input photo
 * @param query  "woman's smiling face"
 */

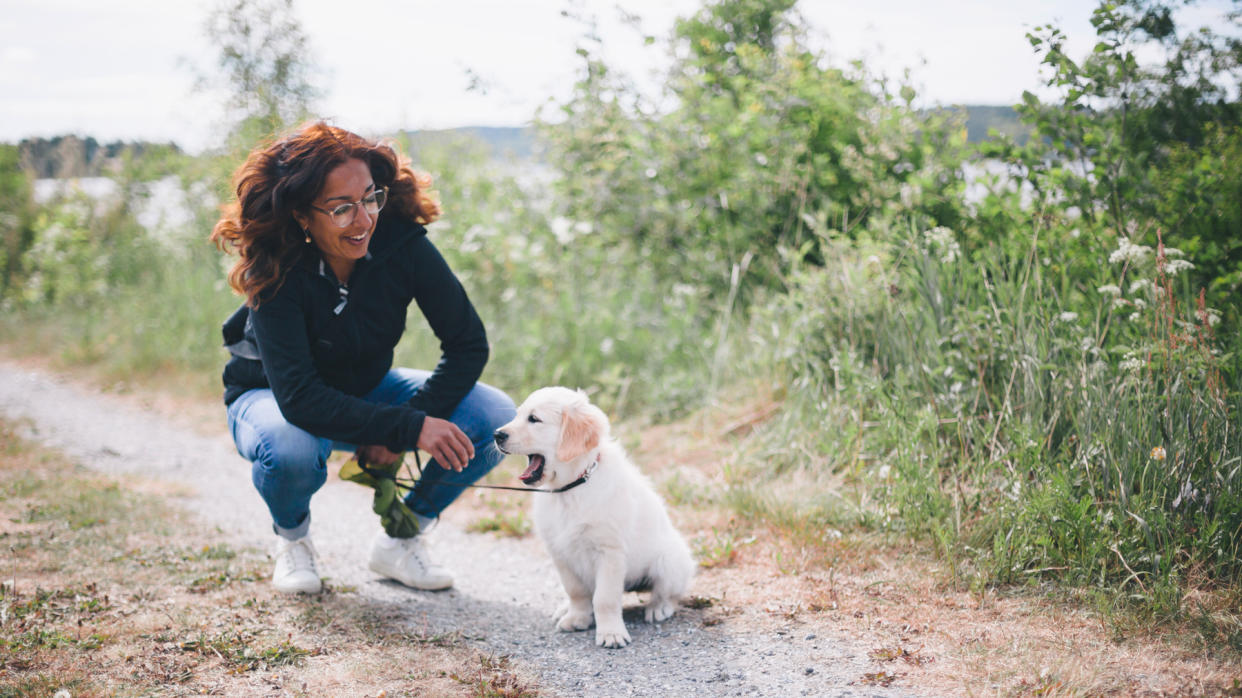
xmin=294 ymin=157 xmax=377 ymax=282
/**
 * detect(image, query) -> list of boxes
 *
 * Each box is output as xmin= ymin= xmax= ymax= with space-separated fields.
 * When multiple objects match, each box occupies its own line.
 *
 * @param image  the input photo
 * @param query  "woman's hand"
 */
xmin=418 ymin=416 xmax=474 ymax=472
xmin=355 ymin=444 xmax=403 ymax=467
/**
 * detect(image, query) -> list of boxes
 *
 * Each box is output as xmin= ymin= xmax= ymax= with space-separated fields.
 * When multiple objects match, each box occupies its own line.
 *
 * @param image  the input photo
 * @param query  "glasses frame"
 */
xmin=310 ymin=186 xmax=388 ymax=228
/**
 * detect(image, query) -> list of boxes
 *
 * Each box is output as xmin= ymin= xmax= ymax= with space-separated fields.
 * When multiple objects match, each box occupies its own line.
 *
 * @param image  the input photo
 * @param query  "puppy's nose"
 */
xmin=493 ymin=429 xmax=508 ymax=446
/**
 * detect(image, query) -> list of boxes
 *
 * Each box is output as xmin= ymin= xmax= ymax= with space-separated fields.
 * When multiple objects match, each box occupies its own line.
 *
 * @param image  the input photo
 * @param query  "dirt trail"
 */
xmin=0 ymin=360 xmax=923 ymax=698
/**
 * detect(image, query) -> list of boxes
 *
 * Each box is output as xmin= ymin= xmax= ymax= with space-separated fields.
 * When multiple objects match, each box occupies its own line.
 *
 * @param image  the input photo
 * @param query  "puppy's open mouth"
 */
xmin=519 ymin=454 xmax=545 ymax=486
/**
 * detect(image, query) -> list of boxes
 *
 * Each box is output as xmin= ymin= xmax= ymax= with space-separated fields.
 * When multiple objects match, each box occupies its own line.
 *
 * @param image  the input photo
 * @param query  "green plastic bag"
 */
xmin=339 ymin=458 xmax=421 ymax=539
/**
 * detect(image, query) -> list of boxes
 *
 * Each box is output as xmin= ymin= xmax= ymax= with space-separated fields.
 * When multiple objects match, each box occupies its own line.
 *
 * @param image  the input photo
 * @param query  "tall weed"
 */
xmin=747 ymin=211 xmax=1241 ymax=611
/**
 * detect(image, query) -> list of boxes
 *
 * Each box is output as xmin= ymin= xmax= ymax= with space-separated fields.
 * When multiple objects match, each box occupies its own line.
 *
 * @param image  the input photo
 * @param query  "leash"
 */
xmin=355 ymin=449 xmax=596 ymax=495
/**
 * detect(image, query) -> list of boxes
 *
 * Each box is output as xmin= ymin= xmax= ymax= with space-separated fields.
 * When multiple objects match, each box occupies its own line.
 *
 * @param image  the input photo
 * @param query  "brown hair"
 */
xmin=210 ymin=121 xmax=441 ymax=306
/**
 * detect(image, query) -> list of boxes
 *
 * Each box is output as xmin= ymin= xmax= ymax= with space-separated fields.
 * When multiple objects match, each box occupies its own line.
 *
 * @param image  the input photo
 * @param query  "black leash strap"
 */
xmin=356 ymin=450 xmax=594 ymax=494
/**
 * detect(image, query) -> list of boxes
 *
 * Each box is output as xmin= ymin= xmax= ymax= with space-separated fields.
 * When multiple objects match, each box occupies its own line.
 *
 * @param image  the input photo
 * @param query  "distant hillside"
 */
xmin=14 ymin=108 xmax=1028 ymax=178
xmin=401 ymin=126 xmax=536 ymax=161
xmin=960 ymin=105 xmax=1031 ymax=144
xmin=18 ymin=135 xmax=181 ymax=179
xmin=13 ymin=129 xmax=530 ymax=180
xmin=405 ymin=107 xmax=1031 ymax=158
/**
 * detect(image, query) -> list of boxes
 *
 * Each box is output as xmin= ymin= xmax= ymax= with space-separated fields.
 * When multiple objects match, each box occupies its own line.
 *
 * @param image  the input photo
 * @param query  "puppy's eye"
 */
xmin=527 ymin=414 xmax=541 ymax=423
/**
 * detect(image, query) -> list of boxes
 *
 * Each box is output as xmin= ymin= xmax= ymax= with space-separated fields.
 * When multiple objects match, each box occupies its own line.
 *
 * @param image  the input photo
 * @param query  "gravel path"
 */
xmin=0 ymin=361 xmax=927 ymax=697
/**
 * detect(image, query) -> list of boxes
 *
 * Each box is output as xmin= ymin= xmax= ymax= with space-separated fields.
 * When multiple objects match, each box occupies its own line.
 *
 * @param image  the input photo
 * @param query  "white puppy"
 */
xmin=494 ymin=387 xmax=696 ymax=648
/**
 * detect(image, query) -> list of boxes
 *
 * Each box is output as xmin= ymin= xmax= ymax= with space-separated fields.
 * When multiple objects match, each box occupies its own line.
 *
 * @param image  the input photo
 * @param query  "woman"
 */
xmin=211 ymin=121 xmax=515 ymax=594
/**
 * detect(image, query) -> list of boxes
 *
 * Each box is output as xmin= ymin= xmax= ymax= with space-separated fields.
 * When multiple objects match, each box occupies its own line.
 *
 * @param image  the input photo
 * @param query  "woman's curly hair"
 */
xmin=211 ymin=121 xmax=441 ymax=307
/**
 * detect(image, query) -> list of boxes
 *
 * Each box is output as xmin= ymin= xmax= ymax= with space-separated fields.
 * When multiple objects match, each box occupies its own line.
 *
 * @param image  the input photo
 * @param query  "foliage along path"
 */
xmin=0 ymin=359 xmax=921 ymax=698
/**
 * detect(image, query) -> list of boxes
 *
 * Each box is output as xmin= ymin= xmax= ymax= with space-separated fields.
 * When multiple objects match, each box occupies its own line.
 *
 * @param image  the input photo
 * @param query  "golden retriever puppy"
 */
xmin=494 ymin=387 xmax=695 ymax=648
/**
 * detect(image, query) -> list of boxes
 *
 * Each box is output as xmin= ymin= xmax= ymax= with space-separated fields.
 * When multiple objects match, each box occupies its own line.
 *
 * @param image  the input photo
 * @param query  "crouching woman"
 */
xmin=211 ymin=121 xmax=514 ymax=593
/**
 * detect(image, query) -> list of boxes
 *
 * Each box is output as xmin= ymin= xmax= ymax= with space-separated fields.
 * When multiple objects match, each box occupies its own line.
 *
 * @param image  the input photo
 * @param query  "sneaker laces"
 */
xmin=396 ymin=536 xmax=436 ymax=573
xmin=277 ymin=537 xmax=319 ymax=576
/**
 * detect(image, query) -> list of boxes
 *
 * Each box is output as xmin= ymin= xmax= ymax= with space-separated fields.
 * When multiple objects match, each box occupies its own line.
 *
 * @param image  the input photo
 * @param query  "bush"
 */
xmin=538 ymin=0 xmax=969 ymax=295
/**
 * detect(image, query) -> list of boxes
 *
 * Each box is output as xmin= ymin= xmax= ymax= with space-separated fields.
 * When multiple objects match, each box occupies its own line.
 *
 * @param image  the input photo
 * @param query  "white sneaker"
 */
xmin=272 ymin=535 xmax=322 ymax=594
xmin=369 ymin=533 xmax=454 ymax=590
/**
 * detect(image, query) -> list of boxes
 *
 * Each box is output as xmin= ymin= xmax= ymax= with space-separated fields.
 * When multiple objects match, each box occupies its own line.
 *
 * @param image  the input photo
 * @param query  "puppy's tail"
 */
xmin=653 ymin=538 xmax=697 ymax=599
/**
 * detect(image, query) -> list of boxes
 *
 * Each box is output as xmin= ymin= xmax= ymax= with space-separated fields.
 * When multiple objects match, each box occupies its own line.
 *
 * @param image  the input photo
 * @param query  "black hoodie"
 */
xmin=220 ymin=213 xmax=489 ymax=453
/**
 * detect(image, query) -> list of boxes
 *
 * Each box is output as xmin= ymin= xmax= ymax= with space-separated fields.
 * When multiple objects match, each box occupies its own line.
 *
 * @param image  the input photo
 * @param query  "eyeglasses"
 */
xmin=311 ymin=186 xmax=388 ymax=228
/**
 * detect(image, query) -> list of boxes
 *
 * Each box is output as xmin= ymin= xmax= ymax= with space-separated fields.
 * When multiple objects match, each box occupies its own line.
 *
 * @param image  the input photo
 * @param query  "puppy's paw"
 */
xmin=595 ymin=621 xmax=631 ymax=649
xmin=556 ymin=609 xmax=594 ymax=632
xmin=644 ymin=598 xmax=677 ymax=623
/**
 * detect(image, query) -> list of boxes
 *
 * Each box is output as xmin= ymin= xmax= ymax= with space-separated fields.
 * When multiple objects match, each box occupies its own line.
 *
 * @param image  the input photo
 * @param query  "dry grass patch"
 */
xmin=0 ymin=421 xmax=540 ymax=697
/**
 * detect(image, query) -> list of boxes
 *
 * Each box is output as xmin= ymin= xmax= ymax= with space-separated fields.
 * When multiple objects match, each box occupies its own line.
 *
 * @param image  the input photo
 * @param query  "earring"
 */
xmin=303 ymin=228 xmax=311 ymax=244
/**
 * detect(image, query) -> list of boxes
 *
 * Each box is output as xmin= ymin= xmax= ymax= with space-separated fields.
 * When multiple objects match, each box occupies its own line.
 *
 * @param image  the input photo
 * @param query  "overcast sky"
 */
xmin=0 ymin=1 xmax=1226 ymax=153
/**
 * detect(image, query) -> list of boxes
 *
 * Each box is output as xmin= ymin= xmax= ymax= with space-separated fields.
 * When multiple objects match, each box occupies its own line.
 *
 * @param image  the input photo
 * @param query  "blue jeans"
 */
xmin=227 ymin=368 xmax=516 ymax=534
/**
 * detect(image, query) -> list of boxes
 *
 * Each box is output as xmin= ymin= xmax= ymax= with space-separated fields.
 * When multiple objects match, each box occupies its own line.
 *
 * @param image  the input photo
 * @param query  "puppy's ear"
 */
xmin=557 ymin=402 xmax=606 ymax=462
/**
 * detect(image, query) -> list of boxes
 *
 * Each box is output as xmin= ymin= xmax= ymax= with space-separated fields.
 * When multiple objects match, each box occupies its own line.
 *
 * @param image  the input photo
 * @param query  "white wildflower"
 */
xmin=1120 ymin=353 xmax=1144 ymax=372
xmin=599 ymin=337 xmax=615 ymax=355
xmin=899 ymin=183 xmax=919 ymax=208
xmin=1164 ymin=259 xmax=1195 ymax=276
xmin=1162 ymin=247 xmax=1184 ymax=258
xmin=460 ymin=223 xmax=489 ymax=253
xmin=1205 ymin=309 xmax=1221 ymax=327
xmin=1097 ymin=284 xmax=1121 ymax=296
xmin=1058 ymin=311 xmax=1079 ymax=322
xmin=1132 ymin=298 xmax=1147 ymax=309
xmin=1112 ymin=298 xmax=1129 ymax=310
xmin=549 ymin=217 xmax=574 ymax=245
xmin=922 ymin=226 xmax=960 ymax=264
xmin=1129 ymin=279 xmax=1151 ymax=294
xmin=1130 ymin=312 xmax=1142 ymax=321
xmin=1109 ymin=237 xmax=1153 ymax=265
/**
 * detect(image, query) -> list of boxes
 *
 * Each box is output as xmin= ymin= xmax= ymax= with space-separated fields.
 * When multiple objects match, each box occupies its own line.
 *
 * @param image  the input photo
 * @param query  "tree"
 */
xmin=0 ymin=145 xmax=35 ymax=297
xmin=200 ymin=0 xmax=321 ymax=149
xmin=1009 ymin=0 xmax=1242 ymax=293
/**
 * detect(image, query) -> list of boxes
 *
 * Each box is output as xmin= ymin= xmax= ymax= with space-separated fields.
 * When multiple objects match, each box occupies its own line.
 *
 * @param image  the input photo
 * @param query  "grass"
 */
xmin=0 ymin=420 xmax=541 ymax=696
xmin=717 ymin=221 xmax=1242 ymax=627
xmin=466 ymin=508 xmax=532 ymax=538
xmin=175 ymin=631 xmax=315 ymax=672
xmin=692 ymin=527 xmax=755 ymax=569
